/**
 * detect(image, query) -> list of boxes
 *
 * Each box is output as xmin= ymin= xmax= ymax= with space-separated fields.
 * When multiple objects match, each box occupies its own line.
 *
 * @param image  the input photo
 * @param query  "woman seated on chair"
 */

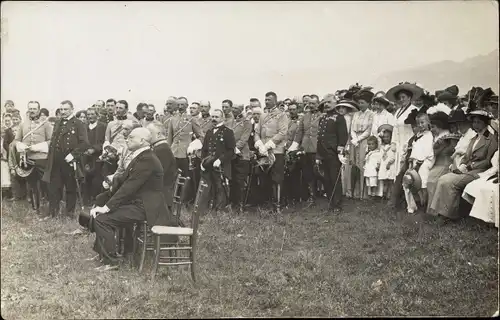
xmin=462 ymin=119 xmax=499 ymax=227
xmin=428 ymin=110 xmax=498 ymax=221
xmin=426 ymin=111 xmax=460 ymax=213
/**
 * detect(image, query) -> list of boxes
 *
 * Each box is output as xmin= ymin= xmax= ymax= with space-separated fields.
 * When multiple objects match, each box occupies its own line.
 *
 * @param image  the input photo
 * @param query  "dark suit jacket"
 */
xmin=3 ymin=127 xmax=15 ymax=157
xmin=105 ymin=149 xmax=176 ymax=227
xmin=461 ymin=129 xmax=498 ymax=174
xmin=201 ymin=124 xmax=236 ymax=178
xmin=42 ymin=117 xmax=89 ymax=182
xmin=83 ymin=121 xmax=107 ymax=174
xmin=151 ymin=140 xmax=178 ymax=208
xmin=316 ymin=113 xmax=348 ymax=160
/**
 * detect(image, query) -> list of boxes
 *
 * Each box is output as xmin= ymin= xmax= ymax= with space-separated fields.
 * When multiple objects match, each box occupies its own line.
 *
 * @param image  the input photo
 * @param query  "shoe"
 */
xmin=85 ymin=254 xmax=100 ymax=261
xmin=65 ymin=228 xmax=85 ymax=236
xmin=98 ymin=264 xmax=119 ymax=272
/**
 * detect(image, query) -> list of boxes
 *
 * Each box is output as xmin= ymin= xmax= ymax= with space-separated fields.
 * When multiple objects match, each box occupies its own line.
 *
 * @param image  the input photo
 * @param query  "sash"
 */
xmin=22 ymin=119 xmax=49 ymax=142
xmin=109 ymin=123 xmax=124 ymax=143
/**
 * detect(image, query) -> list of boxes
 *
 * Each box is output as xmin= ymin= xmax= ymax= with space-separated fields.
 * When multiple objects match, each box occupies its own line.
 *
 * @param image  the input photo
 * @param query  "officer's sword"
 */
xmin=73 ymin=162 xmax=85 ymax=211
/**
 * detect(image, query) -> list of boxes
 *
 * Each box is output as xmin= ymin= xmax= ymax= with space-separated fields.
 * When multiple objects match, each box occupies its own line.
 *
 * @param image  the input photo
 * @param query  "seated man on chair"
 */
xmin=90 ymin=127 xmax=178 ymax=271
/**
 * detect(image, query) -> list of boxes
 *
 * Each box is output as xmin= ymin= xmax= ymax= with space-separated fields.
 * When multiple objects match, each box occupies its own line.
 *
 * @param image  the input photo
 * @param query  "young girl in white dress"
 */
xmin=377 ymin=125 xmax=396 ymax=199
xmin=364 ymin=136 xmax=381 ymax=197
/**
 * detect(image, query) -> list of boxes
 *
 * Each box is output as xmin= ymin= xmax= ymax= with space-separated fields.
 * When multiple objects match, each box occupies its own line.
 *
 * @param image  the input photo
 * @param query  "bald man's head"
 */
xmin=232 ymin=103 xmax=244 ymax=118
xmin=126 ymin=127 xmax=152 ymax=151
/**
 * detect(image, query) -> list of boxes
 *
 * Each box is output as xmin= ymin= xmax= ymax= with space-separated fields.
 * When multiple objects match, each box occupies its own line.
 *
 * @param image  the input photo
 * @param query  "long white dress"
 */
xmin=462 ymin=151 xmax=499 ymax=227
xmin=392 ymin=104 xmax=418 ymax=175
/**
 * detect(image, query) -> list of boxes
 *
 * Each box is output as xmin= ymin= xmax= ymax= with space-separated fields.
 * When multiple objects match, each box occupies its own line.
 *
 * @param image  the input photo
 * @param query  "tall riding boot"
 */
xmin=272 ymin=183 xmax=282 ymax=213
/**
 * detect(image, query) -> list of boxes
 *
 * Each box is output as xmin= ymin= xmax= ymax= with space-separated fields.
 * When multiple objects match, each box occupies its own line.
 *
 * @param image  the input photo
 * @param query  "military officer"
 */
xmin=42 ymin=100 xmax=89 ymax=218
xmin=159 ymin=96 xmax=178 ymax=126
xmin=200 ymin=109 xmax=236 ymax=212
xmin=228 ymin=103 xmax=253 ymax=211
xmin=283 ymin=102 xmax=302 ymax=205
xmin=167 ymin=97 xmax=203 ymax=202
xmin=316 ymin=94 xmax=348 ymax=212
xmin=12 ymin=101 xmax=53 ymax=212
xmin=198 ymin=100 xmax=213 ymax=135
xmin=222 ymin=99 xmax=235 ymax=126
xmin=253 ymin=91 xmax=289 ymax=212
xmin=288 ymin=95 xmax=322 ymax=203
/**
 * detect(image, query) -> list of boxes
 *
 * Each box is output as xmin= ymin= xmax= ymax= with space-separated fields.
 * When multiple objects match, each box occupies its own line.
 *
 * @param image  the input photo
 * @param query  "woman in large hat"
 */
xmin=335 ymin=99 xmax=359 ymax=197
xmin=350 ymin=88 xmax=375 ymax=199
xmin=462 ymin=120 xmax=498 ymax=227
xmin=428 ymin=108 xmax=498 ymax=220
xmin=386 ymin=82 xmax=424 ymax=176
xmin=425 ymin=111 xmax=461 ymax=213
xmin=436 ymin=85 xmax=461 ymax=111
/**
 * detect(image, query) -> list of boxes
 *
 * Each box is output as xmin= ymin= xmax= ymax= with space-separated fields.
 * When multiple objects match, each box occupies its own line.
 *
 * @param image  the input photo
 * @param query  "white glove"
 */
xmin=29 ymin=141 xmax=49 ymax=153
xmin=65 ymin=153 xmax=74 ymax=163
xmin=102 ymin=141 xmax=110 ymax=149
xmin=187 ymin=139 xmax=203 ymax=154
xmin=258 ymin=146 xmax=268 ymax=156
xmin=287 ymin=141 xmax=299 ymax=152
xmin=458 ymin=164 xmax=468 ymax=173
xmin=338 ymin=155 xmax=347 ymax=165
xmin=16 ymin=141 xmax=28 ymax=152
xmin=264 ymin=140 xmax=276 ymax=150
xmin=315 ymin=159 xmax=321 ymax=165
xmin=213 ymin=159 xmax=221 ymax=168
xmin=102 ymin=181 xmax=110 ymax=190
xmin=351 ymin=139 xmax=359 ymax=147
xmin=201 ymin=164 xmax=206 ymax=172
xmin=235 ymin=147 xmax=241 ymax=155
xmin=90 ymin=206 xmax=110 ymax=218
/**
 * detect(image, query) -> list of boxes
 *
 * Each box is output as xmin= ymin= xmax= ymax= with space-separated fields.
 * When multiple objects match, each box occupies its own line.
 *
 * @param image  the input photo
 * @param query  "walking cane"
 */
xmin=73 ymin=162 xmax=85 ymax=212
xmin=243 ymin=166 xmax=254 ymax=207
xmin=328 ymin=163 xmax=344 ymax=208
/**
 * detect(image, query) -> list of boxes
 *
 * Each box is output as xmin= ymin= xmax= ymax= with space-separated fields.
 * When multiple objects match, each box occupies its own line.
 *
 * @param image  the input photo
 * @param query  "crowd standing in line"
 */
xmin=1 ymin=82 xmax=498 ymax=270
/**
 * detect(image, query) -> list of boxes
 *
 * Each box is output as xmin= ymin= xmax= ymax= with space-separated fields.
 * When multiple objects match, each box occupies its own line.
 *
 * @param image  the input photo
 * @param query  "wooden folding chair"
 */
xmin=131 ymin=173 xmax=190 ymax=272
xmin=150 ymin=180 xmax=208 ymax=282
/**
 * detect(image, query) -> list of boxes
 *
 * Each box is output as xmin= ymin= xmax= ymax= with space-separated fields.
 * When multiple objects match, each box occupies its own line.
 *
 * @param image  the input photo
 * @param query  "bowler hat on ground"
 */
xmin=78 ymin=210 xmax=95 ymax=233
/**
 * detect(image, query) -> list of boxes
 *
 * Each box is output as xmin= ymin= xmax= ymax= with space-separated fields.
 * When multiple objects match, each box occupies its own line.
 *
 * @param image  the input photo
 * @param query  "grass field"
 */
xmin=1 ymin=197 xmax=498 ymax=318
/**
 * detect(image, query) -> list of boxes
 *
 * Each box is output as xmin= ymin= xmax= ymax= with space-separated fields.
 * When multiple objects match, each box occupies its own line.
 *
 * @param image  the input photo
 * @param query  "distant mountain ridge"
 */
xmin=372 ymin=50 xmax=499 ymax=94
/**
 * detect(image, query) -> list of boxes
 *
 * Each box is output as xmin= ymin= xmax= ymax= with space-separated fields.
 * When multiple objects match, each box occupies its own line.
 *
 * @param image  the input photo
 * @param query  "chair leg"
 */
xmin=131 ymin=224 xmax=138 ymax=268
xmin=138 ymin=225 xmax=148 ymax=272
xmin=189 ymin=237 xmax=196 ymax=283
xmin=151 ymin=234 xmax=161 ymax=281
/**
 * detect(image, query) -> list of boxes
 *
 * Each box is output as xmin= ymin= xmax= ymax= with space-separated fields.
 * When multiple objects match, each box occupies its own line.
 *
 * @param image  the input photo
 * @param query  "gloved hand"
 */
xmin=102 ymin=181 xmax=110 ymax=190
xmin=287 ymin=141 xmax=299 ymax=152
xmin=458 ymin=164 xmax=468 ymax=173
xmin=213 ymin=159 xmax=221 ymax=168
xmin=315 ymin=159 xmax=321 ymax=165
xmin=264 ymin=140 xmax=276 ymax=150
xmin=338 ymin=155 xmax=347 ymax=165
xmin=235 ymin=147 xmax=241 ymax=155
xmin=65 ymin=153 xmax=74 ymax=163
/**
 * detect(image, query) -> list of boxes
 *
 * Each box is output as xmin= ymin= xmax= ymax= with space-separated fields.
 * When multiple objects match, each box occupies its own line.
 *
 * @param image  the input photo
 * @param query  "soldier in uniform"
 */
xmin=198 ymin=100 xmax=213 ymax=134
xmin=42 ymin=100 xmax=89 ymax=218
xmin=316 ymin=94 xmax=348 ymax=212
xmin=201 ymin=109 xmax=236 ymax=212
xmin=158 ymin=97 xmax=178 ymax=125
xmin=283 ymin=102 xmax=302 ymax=205
xmin=288 ymin=95 xmax=322 ymax=204
xmin=11 ymin=101 xmax=53 ymax=212
xmin=227 ymin=103 xmax=253 ymax=211
xmin=167 ymin=97 xmax=203 ymax=202
xmin=103 ymin=100 xmax=139 ymax=175
xmin=222 ymin=99 xmax=235 ymax=126
xmin=253 ymin=92 xmax=289 ymax=211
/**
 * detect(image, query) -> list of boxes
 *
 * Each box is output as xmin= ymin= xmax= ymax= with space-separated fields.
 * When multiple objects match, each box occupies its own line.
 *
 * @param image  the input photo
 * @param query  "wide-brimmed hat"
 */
xmin=377 ymin=124 xmax=394 ymax=134
xmin=437 ymin=85 xmax=460 ymax=103
xmin=467 ymin=109 xmax=495 ymax=120
xmin=78 ymin=210 xmax=95 ymax=233
xmin=372 ymin=91 xmax=391 ymax=106
xmin=429 ymin=111 xmax=451 ymax=130
xmin=201 ymin=155 xmax=219 ymax=171
xmin=353 ymin=89 xmax=375 ymax=103
xmin=335 ymin=100 xmax=359 ymax=112
xmin=402 ymin=169 xmax=422 ymax=192
xmin=448 ymin=109 xmax=468 ymax=123
xmin=387 ymin=82 xmax=424 ymax=102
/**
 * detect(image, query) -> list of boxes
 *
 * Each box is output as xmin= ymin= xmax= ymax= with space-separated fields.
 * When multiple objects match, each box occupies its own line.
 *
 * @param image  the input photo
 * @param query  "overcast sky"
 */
xmin=1 ymin=1 xmax=498 ymax=114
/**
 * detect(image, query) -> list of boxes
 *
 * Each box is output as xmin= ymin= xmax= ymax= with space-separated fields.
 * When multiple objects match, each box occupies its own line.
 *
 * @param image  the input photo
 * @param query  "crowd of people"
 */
xmin=1 ymin=82 xmax=498 ymax=269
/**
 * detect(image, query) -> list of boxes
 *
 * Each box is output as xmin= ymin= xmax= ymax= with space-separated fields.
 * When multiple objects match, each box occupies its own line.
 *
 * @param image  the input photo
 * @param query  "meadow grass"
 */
xmin=1 ymin=198 xmax=498 ymax=318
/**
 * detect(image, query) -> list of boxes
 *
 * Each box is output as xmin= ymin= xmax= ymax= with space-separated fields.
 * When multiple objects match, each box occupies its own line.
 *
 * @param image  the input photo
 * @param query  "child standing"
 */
xmin=377 ymin=125 xmax=396 ymax=199
xmin=364 ymin=136 xmax=381 ymax=198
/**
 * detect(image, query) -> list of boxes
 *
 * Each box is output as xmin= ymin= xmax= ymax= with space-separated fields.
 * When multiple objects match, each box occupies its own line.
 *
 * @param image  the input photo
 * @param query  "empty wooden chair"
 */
xmin=150 ymin=180 xmax=208 ymax=282
xmin=131 ymin=173 xmax=190 ymax=272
